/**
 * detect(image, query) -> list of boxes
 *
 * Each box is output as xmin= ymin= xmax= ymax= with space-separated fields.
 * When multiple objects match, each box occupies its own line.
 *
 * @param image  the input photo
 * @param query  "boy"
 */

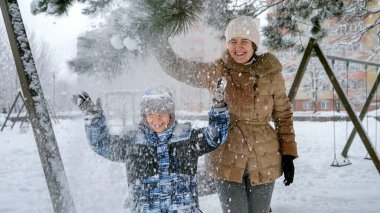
xmin=72 ymin=83 xmax=229 ymax=212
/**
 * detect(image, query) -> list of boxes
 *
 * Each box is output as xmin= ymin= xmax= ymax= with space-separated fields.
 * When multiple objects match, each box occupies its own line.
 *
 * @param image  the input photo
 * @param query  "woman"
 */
xmin=150 ymin=16 xmax=297 ymax=213
xmin=72 ymin=85 xmax=230 ymax=212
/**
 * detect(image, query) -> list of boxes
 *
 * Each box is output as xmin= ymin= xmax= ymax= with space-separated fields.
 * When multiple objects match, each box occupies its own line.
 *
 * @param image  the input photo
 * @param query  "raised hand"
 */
xmin=212 ymin=77 xmax=227 ymax=108
xmin=72 ymin=91 xmax=102 ymax=118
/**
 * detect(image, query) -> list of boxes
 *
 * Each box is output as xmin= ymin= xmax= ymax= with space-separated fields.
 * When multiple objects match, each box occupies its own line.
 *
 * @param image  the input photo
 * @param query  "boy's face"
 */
xmin=145 ymin=113 xmax=171 ymax=133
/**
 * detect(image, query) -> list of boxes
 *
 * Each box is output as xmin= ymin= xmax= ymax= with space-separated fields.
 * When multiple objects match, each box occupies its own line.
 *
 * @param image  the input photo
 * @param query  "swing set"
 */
xmin=0 ymin=91 xmax=59 ymax=132
xmin=288 ymin=38 xmax=380 ymax=173
xmin=1 ymin=1 xmax=76 ymax=212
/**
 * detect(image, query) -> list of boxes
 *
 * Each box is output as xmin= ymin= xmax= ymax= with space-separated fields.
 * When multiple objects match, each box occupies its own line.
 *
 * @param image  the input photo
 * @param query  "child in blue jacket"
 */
xmin=73 ymin=83 xmax=229 ymax=213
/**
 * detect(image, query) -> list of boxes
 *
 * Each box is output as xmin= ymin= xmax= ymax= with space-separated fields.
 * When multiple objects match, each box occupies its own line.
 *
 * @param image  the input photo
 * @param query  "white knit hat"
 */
xmin=224 ymin=16 xmax=260 ymax=49
xmin=140 ymin=85 xmax=175 ymax=115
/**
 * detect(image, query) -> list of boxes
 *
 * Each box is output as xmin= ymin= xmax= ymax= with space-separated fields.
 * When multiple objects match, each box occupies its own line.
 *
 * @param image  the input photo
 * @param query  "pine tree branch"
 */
xmin=31 ymin=0 xmax=76 ymax=16
xmin=368 ymin=6 xmax=380 ymax=13
xmin=359 ymin=16 xmax=380 ymax=35
xmin=81 ymin=0 xmax=114 ymax=15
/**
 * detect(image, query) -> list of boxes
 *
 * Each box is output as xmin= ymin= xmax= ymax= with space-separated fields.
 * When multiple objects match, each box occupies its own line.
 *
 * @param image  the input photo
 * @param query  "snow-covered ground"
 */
xmin=1 ymin=114 xmax=380 ymax=213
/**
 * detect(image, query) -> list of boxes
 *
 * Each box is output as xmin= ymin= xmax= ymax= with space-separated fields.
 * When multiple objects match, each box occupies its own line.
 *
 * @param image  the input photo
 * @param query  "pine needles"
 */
xmin=133 ymin=0 xmax=202 ymax=36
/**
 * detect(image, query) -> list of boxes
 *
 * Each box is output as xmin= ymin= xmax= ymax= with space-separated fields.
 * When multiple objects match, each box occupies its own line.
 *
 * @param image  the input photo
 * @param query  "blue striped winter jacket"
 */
xmin=85 ymin=107 xmax=229 ymax=213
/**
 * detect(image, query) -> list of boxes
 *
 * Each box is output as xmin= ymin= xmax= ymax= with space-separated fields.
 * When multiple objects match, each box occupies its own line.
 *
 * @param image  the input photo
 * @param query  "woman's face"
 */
xmin=145 ymin=113 xmax=171 ymax=133
xmin=227 ymin=37 xmax=254 ymax=64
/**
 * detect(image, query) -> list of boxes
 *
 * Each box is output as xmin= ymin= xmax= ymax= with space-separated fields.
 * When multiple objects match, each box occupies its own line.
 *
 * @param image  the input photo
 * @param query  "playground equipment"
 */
xmin=289 ymin=38 xmax=380 ymax=174
xmin=0 ymin=1 xmax=76 ymax=212
xmin=1 ymin=91 xmax=59 ymax=132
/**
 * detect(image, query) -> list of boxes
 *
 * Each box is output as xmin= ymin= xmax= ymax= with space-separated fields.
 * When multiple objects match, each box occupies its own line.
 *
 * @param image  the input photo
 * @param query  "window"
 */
xmin=349 ymin=80 xmax=365 ymax=89
xmin=338 ymin=24 xmax=347 ymax=34
xmin=284 ymin=67 xmax=297 ymax=74
xmin=335 ymin=101 xmax=342 ymax=112
xmin=303 ymin=101 xmax=312 ymax=110
xmin=348 ymin=63 xmax=365 ymax=72
xmin=321 ymin=101 xmax=330 ymax=110
xmin=321 ymin=83 xmax=331 ymax=90
xmin=301 ymin=83 xmax=311 ymax=91
xmin=350 ymin=41 xmax=362 ymax=52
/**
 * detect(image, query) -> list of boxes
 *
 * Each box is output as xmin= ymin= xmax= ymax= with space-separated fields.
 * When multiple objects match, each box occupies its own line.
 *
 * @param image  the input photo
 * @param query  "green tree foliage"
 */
xmin=31 ymin=0 xmax=202 ymax=36
xmin=262 ymin=0 xmax=345 ymax=49
xmin=32 ymin=0 xmax=379 ymax=73
xmin=32 ymin=0 xmax=379 ymax=49
xmin=133 ymin=0 xmax=202 ymax=36
xmin=31 ymin=0 xmax=76 ymax=15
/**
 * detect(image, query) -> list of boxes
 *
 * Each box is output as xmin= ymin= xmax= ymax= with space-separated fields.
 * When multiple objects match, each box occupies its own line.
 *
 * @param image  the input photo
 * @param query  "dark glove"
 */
xmin=212 ymin=77 xmax=227 ymax=108
xmin=282 ymin=155 xmax=295 ymax=186
xmin=72 ymin=91 xmax=102 ymax=118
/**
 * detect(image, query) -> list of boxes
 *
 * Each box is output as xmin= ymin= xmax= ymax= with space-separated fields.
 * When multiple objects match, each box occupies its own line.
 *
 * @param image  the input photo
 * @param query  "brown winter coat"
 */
xmin=153 ymin=41 xmax=297 ymax=185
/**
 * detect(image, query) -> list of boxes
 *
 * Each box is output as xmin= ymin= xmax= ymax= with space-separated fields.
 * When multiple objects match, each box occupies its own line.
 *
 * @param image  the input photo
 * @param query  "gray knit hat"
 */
xmin=140 ymin=85 xmax=175 ymax=115
xmin=225 ymin=16 xmax=260 ymax=49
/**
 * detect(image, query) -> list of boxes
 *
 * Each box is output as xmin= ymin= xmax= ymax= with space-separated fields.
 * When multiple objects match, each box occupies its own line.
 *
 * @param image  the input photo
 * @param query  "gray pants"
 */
xmin=216 ymin=174 xmax=275 ymax=213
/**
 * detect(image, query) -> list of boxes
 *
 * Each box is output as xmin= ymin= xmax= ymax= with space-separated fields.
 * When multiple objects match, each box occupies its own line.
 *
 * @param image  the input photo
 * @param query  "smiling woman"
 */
xmin=151 ymin=15 xmax=297 ymax=213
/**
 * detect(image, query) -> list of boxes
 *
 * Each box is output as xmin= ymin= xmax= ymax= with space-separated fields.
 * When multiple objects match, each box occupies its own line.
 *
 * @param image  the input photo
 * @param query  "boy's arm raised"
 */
xmin=179 ymin=79 xmax=230 ymax=156
xmin=72 ymin=92 xmax=129 ymax=162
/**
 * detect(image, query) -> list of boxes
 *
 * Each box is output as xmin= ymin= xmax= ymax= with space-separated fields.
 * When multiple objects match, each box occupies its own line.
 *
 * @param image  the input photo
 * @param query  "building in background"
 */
xmin=270 ymin=0 xmax=380 ymax=112
xmin=169 ymin=21 xmax=225 ymax=112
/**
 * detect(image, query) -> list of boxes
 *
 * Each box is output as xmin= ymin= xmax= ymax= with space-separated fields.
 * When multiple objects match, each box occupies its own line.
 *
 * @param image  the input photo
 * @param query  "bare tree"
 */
xmin=28 ymin=31 xmax=59 ymax=101
xmin=301 ymin=62 xmax=326 ymax=113
xmin=0 ymin=20 xmax=17 ymax=112
xmin=0 ymin=22 xmax=58 ymax=112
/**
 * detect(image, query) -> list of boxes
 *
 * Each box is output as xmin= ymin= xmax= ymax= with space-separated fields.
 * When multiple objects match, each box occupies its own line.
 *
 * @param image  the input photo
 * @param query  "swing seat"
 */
xmin=330 ymin=158 xmax=352 ymax=167
xmin=364 ymin=154 xmax=375 ymax=160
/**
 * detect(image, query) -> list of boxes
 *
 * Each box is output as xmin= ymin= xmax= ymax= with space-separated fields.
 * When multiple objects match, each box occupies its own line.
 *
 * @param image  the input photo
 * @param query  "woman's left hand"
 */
xmin=282 ymin=155 xmax=295 ymax=186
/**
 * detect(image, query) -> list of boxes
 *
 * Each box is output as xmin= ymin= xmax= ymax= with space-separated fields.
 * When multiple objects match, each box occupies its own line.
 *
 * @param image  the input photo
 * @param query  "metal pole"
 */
xmin=1 ymin=91 xmax=21 ymax=131
xmin=10 ymin=103 xmax=24 ymax=129
xmin=314 ymin=43 xmax=380 ymax=174
xmin=327 ymin=55 xmax=380 ymax=68
xmin=48 ymin=99 xmax=60 ymax=124
xmin=288 ymin=38 xmax=316 ymax=102
xmin=342 ymin=70 xmax=380 ymax=157
xmin=0 ymin=1 xmax=76 ymax=212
